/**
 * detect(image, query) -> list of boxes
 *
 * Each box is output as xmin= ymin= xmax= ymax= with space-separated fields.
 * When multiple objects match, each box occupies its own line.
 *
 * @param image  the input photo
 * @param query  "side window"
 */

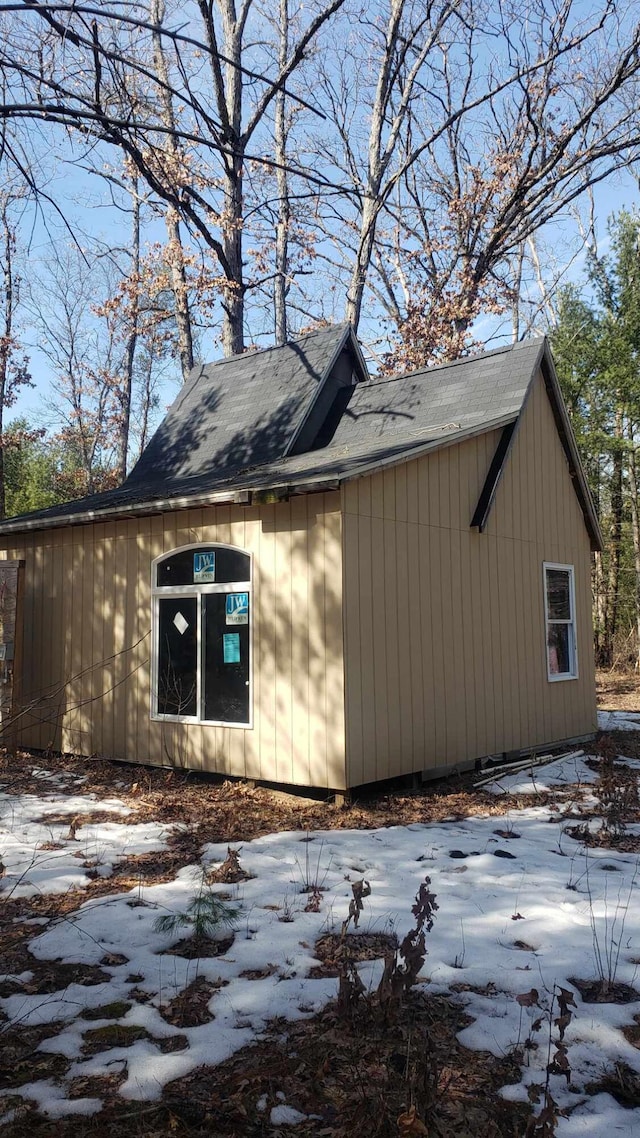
xmin=152 ymin=545 xmax=251 ymax=725
xmin=543 ymin=563 xmax=578 ymax=681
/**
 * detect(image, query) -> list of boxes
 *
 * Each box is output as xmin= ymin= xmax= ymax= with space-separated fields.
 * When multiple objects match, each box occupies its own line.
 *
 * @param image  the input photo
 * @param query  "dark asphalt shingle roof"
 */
xmin=329 ymin=338 xmax=539 ymax=450
xmin=126 ymin=322 xmax=361 ymax=488
xmin=0 ymin=330 xmax=599 ymax=549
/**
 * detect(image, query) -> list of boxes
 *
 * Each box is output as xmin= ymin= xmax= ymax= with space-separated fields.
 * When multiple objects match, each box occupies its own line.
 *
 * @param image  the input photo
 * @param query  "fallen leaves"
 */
xmin=397 ymin=1104 xmax=429 ymax=1135
xmin=516 ymin=988 xmax=540 ymax=1008
xmin=208 ymin=845 xmax=253 ymax=883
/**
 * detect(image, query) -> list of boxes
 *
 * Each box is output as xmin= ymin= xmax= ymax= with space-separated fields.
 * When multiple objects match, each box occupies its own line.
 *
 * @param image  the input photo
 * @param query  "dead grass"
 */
xmin=311 ymin=931 xmax=399 ymax=978
xmin=599 ymin=730 xmax=640 ymax=762
xmin=596 ymin=668 xmax=640 ymax=711
xmin=564 ymin=824 xmax=640 ymax=853
xmin=161 ymin=932 xmax=235 ymax=960
xmin=162 ymin=992 xmax=529 ymax=1137
xmin=81 ymin=1023 xmax=152 ymax=1057
xmin=622 ymin=1015 xmax=640 ymax=1049
xmin=0 ymin=961 xmax=110 ymax=999
xmin=585 ymin=1061 xmax=640 ymax=1108
xmin=569 ymin=978 xmax=640 ymax=1005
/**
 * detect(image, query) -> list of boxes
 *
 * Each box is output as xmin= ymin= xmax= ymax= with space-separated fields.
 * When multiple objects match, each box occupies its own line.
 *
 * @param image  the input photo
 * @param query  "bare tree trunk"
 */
xmin=527 ymin=234 xmax=559 ymax=327
xmin=603 ymin=407 xmax=625 ymax=666
xmin=627 ymin=424 xmax=640 ymax=669
xmin=0 ymin=202 xmax=12 ymax=520
xmin=346 ymin=195 xmax=378 ymax=330
xmin=511 ymin=244 xmax=524 ymax=341
xmin=343 ymin=1 xmax=458 ymax=332
xmin=344 ymin=0 xmax=407 ymax=331
xmin=194 ymin=0 xmax=246 ymax=356
xmin=593 ymin=550 xmax=608 ymax=666
xmin=137 ymin=353 xmax=155 ymax=458
xmin=222 ymin=158 xmax=245 ymax=357
xmin=273 ymin=0 xmax=289 ymax=345
xmin=115 ymin=184 xmax=141 ymax=482
xmin=218 ymin=0 xmax=246 ymax=357
xmin=150 ymin=0 xmax=195 ymax=380
xmin=0 ymin=192 xmax=30 ymax=515
xmin=164 ymin=206 xmax=195 ymax=379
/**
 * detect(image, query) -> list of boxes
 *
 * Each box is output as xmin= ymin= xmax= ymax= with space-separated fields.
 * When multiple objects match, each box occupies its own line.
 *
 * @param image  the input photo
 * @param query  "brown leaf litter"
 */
xmin=1 ymin=727 xmax=639 ymax=1135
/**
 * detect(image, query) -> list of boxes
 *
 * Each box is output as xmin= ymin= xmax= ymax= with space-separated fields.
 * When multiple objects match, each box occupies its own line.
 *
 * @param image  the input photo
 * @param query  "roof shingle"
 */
xmin=0 ymin=330 xmax=598 ymax=550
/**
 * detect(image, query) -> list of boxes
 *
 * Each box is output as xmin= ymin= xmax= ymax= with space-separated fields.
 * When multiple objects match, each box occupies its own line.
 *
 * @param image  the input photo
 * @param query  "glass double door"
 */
xmin=157 ymin=590 xmax=250 ymax=724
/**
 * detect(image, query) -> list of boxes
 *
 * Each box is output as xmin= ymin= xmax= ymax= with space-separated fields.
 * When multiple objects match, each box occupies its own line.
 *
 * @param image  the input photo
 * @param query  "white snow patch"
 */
xmin=2 ymin=747 xmax=640 ymax=1129
xmin=598 ymin=710 xmax=640 ymax=732
xmin=13 ymin=1080 xmax=101 ymax=1118
xmin=0 ymin=789 xmax=172 ymax=898
xmin=270 ymin=1103 xmax=309 ymax=1125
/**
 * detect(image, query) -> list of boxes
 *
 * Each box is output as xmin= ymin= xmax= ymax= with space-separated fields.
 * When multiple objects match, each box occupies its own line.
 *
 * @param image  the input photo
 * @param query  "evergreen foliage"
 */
xmin=2 ymin=418 xmax=113 ymax=518
xmin=552 ymin=211 xmax=640 ymax=666
xmin=153 ymin=882 xmax=239 ymax=954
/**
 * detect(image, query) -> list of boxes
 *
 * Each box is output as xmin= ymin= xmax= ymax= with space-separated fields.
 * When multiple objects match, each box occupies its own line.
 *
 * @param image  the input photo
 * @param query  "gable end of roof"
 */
xmin=538 ymin=344 xmax=603 ymax=552
xmin=467 ymin=338 xmax=602 ymax=552
xmin=284 ymin=324 xmax=369 ymax=456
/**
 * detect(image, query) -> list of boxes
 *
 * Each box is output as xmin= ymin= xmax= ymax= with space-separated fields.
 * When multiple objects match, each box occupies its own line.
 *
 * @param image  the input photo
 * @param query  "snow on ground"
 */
xmin=2 ymin=752 xmax=640 ymax=1133
xmin=0 ymin=773 xmax=172 ymax=898
xmin=598 ymin=709 xmax=640 ymax=732
xmin=482 ymin=749 xmax=601 ymax=798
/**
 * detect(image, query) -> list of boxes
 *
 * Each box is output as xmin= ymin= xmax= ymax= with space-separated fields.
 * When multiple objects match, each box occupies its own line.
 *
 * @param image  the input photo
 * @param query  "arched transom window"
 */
xmin=152 ymin=544 xmax=252 ymax=726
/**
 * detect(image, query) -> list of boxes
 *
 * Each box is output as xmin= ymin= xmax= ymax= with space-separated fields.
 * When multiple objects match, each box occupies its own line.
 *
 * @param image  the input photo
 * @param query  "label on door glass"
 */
xmin=194 ymin=551 xmax=216 ymax=582
xmin=173 ymin=611 xmax=189 ymax=635
xmin=225 ymin=592 xmax=249 ymax=625
xmin=223 ymin=633 xmax=241 ymax=664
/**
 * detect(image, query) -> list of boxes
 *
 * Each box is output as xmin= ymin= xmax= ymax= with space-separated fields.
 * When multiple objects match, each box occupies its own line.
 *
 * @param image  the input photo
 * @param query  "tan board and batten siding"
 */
xmin=341 ymin=368 xmax=597 ymax=786
xmin=1 ymin=367 xmax=596 ymax=791
xmin=2 ymin=493 xmax=347 ymax=789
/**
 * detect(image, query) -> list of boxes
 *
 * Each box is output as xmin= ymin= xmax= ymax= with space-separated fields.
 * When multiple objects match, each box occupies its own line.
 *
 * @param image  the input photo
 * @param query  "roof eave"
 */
xmin=0 ymin=414 xmax=516 ymax=537
xmin=466 ymin=337 xmax=603 ymax=553
xmin=0 ymin=487 xmax=253 ymax=536
xmin=312 ymin=413 xmax=520 ymax=484
xmin=0 ymin=341 xmax=602 ymax=549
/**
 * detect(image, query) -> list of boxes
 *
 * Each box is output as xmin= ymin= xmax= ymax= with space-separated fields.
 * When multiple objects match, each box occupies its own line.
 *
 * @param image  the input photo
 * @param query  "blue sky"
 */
xmin=10 ymin=161 xmax=640 ymax=434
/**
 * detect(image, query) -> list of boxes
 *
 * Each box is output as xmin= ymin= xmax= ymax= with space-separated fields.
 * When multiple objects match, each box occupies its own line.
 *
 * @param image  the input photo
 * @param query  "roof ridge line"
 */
xmin=198 ymin=322 xmax=350 ymax=371
xmin=375 ymin=336 xmax=544 ymax=386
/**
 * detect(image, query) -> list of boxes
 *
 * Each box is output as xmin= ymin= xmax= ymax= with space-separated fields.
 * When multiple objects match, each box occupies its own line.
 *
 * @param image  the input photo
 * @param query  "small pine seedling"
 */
xmin=154 ymin=885 xmax=239 ymax=952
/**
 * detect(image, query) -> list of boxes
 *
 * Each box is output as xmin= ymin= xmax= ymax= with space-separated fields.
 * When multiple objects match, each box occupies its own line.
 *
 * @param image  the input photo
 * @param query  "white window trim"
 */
xmin=151 ymin=543 xmax=253 ymax=728
xmin=543 ymin=562 xmax=578 ymax=682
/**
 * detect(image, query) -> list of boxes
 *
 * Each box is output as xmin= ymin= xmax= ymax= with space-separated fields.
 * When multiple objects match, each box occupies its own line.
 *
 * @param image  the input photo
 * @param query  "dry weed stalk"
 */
xmin=208 ymin=846 xmax=250 ymax=883
xmin=585 ymin=854 xmax=639 ymax=996
xmin=337 ymin=877 xmax=438 ymax=1020
xmin=378 ymin=878 xmax=438 ymax=1012
xmin=517 ymin=984 xmax=577 ymax=1136
xmin=334 ymin=878 xmax=440 ymax=1136
xmin=525 ymin=1091 xmax=559 ymax=1138
xmin=341 ymin=877 xmax=371 ymax=934
xmin=295 ymin=834 xmax=332 ymax=894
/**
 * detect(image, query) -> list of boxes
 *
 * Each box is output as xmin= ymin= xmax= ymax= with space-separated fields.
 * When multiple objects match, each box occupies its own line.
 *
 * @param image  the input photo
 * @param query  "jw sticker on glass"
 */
xmin=225 ymin=592 xmax=249 ymax=625
xmin=193 ymin=551 xmax=215 ymax=582
xmin=223 ymin=633 xmax=241 ymax=664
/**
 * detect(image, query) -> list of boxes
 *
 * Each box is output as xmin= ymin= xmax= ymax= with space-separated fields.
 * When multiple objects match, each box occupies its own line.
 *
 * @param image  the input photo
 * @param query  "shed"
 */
xmin=0 ymin=325 xmax=602 ymax=791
